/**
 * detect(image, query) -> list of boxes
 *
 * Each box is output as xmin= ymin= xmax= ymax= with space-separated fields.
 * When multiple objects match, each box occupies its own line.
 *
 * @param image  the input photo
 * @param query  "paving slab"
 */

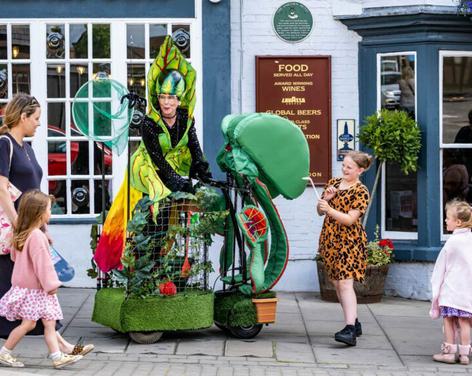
xmin=275 ymin=342 xmax=315 ymax=363
xmin=126 ymin=340 xmax=176 ymax=355
xmin=225 ymin=340 xmax=274 ymax=358
xmin=176 ymin=339 xmax=225 ymax=356
xmin=313 ymin=345 xmax=403 ymax=366
xmin=310 ymin=333 xmax=393 ymax=350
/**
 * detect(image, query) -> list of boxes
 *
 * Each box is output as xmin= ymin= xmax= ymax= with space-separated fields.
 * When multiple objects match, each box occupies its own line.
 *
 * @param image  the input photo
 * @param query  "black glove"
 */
xmin=191 ymin=160 xmax=213 ymax=183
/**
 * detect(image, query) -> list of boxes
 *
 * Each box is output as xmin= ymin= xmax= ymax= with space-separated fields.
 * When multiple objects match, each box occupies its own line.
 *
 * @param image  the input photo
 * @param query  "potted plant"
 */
xmin=251 ymin=291 xmax=278 ymax=324
xmin=358 ymin=109 xmax=421 ymax=226
xmin=317 ymin=226 xmax=394 ymax=303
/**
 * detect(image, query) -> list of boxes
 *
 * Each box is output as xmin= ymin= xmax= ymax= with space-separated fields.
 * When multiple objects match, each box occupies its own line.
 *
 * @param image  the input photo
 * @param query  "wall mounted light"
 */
xmin=209 ymin=0 xmax=221 ymax=3
xmin=76 ymin=66 xmax=85 ymax=75
xmin=56 ymin=65 xmax=63 ymax=74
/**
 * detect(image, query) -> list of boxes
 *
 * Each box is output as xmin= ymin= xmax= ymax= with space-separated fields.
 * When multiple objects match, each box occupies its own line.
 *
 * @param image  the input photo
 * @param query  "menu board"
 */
xmin=256 ymin=56 xmax=331 ymax=185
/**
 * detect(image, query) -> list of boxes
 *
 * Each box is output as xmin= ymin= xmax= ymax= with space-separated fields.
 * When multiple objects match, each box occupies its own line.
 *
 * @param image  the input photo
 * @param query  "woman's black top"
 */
xmin=0 ymin=133 xmax=43 ymax=207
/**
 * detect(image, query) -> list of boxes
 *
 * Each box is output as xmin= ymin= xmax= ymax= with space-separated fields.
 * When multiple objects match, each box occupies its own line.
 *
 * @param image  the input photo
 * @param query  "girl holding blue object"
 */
xmin=0 ymin=191 xmax=82 ymax=368
xmin=0 ymin=94 xmax=92 ymax=356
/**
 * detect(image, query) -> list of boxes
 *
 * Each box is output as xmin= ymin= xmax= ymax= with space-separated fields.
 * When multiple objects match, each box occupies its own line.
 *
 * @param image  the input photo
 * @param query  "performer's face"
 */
xmin=158 ymin=94 xmax=179 ymax=118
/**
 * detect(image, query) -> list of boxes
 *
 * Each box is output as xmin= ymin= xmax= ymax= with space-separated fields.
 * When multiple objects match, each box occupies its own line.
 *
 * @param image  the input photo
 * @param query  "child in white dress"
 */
xmin=430 ymin=199 xmax=472 ymax=365
xmin=0 ymin=190 xmax=82 ymax=369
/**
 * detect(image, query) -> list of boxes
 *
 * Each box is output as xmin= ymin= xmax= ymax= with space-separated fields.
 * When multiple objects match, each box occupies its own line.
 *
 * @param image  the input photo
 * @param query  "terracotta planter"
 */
xmin=316 ymin=259 xmax=389 ymax=304
xmin=252 ymin=298 xmax=278 ymax=323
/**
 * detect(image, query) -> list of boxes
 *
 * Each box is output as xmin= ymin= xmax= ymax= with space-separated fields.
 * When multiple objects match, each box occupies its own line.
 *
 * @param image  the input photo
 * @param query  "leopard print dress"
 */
xmin=318 ymin=178 xmax=370 ymax=282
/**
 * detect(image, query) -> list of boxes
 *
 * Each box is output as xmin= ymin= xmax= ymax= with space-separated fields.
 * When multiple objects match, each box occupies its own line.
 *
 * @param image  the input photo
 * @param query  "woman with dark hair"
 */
xmin=0 ymin=93 xmax=93 ymax=356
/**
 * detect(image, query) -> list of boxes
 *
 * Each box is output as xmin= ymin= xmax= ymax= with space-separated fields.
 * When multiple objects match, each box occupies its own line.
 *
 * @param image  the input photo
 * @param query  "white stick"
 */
xmin=302 ymin=177 xmax=321 ymax=200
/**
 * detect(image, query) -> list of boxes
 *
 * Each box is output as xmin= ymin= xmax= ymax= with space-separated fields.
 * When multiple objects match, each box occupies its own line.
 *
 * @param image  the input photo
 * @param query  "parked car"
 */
xmin=381 ymin=71 xmax=401 ymax=109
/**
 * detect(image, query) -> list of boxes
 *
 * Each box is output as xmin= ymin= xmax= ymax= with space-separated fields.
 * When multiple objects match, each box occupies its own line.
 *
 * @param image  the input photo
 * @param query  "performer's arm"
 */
xmin=141 ymin=117 xmax=192 ymax=192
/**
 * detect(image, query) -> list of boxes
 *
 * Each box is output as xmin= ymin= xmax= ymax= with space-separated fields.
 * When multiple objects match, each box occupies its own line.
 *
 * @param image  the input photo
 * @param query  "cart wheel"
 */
xmin=214 ymin=321 xmax=230 ymax=333
xmin=228 ymin=324 xmax=263 ymax=339
xmin=129 ymin=331 xmax=163 ymax=344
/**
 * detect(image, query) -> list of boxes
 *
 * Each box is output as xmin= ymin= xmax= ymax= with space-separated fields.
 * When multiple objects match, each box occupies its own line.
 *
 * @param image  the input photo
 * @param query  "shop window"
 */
xmin=46 ymin=23 xmax=113 ymax=216
xmin=378 ymin=53 xmax=417 ymax=237
xmin=441 ymin=53 xmax=472 ymax=234
xmin=0 ymin=24 xmax=31 ymax=121
xmin=0 ymin=18 xmax=199 ymax=220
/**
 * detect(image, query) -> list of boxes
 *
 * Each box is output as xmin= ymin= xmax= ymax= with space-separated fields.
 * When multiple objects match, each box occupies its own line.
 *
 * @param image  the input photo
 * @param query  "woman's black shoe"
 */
xmin=334 ymin=325 xmax=357 ymax=346
xmin=355 ymin=319 xmax=362 ymax=336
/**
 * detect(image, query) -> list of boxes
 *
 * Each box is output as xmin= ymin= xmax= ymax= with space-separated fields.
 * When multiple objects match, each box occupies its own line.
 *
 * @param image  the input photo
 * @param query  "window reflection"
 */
xmin=92 ymin=24 xmax=110 ymax=59
xmin=70 ymin=24 xmax=88 ymax=59
xmin=0 ymin=65 xmax=7 ymax=99
xmin=0 ymin=25 xmax=6 ymax=59
xmin=127 ymin=64 xmax=146 ymax=97
xmin=441 ymin=56 xmax=472 ymax=232
xmin=70 ymin=64 xmax=88 ymax=97
xmin=379 ymin=54 xmax=417 ymax=233
xmin=71 ymin=180 xmax=90 ymax=214
xmin=150 ymin=24 xmax=167 ymax=59
xmin=380 ymin=55 xmax=415 ymax=117
xmin=12 ymin=25 xmax=30 ymax=60
xmin=12 ymin=64 xmax=30 ymax=94
xmin=48 ymin=102 xmax=65 ymax=133
xmin=127 ymin=24 xmax=145 ymax=59
xmin=47 ymin=64 xmax=65 ymax=98
xmin=442 ymin=57 xmax=472 ymax=144
xmin=94 ymin=179 xmax=112 ymax=214
xmin=46 ymin=25 xmax=65 ymax=59
xmin=172 ymin=25 xmax=190 ymax=58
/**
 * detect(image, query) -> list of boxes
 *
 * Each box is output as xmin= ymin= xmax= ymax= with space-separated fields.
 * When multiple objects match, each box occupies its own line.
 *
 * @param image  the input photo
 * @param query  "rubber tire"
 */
xmin=228 ymin=324 xmax=263 ymax=339
xmin=214 ymin=321 xmax=230 ymax=334
xmin=129 ymin=331 xmax=163 ymax=344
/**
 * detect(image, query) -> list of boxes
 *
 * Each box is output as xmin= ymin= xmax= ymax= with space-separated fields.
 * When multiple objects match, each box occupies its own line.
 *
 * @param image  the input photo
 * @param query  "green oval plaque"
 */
xmin=273 ymin=2 xmax=313 ymax=43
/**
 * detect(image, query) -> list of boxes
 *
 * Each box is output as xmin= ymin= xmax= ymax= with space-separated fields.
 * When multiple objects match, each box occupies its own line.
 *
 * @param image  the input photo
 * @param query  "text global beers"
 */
xmin=265 ymin=109 xmax=322 ymax=116
xmin=277 ymin=64 xmax=309 ymax=72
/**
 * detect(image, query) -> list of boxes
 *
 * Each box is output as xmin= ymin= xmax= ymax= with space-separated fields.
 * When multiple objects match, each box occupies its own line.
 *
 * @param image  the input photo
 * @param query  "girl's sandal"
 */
xmin=71 ymin=337 xmax=95 ymax=356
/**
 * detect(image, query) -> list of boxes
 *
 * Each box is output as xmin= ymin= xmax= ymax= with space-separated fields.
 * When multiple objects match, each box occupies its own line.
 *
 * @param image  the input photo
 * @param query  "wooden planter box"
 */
xmin=316 ymin=260 xmax=389 ymax=304
xmin=252 ymin=298 xmax=278 ymax=323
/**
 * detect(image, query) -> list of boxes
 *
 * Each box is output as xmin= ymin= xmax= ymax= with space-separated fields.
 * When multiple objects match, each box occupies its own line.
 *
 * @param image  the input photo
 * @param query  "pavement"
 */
xmin=0 ymin=288 xmax=469 ymax=375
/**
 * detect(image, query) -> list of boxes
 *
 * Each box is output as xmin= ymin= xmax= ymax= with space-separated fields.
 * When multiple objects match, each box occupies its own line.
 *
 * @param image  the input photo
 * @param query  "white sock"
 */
xmin=0 ymin=346 xmax=12 ymax=355
xmin=50 ymin=351 xmax=62 ymax=361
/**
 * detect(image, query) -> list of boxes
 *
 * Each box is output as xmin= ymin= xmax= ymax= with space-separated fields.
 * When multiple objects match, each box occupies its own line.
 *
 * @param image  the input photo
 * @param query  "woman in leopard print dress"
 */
xmin=317 ymin=151 xmax=372 ymax=347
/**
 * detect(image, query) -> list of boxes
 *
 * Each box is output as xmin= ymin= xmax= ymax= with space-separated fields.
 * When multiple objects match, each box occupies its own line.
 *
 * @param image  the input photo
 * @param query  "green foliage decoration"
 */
xmin=110 ymin=188 xmax=227 ymax=299
xmin=359 ymin=109 xmax=421 ymax=175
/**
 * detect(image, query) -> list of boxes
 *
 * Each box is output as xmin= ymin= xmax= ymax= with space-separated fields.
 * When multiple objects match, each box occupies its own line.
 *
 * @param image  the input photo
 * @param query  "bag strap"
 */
xmin=0 ymin=135 xmax=13 ymax=175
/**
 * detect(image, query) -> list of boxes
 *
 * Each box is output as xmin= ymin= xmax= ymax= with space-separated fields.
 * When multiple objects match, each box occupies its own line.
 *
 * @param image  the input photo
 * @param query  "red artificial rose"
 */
xmin=379 ymin=239 xmax=394 ymax=250
xmin=159 ymin=281 xmax=177 ymax=296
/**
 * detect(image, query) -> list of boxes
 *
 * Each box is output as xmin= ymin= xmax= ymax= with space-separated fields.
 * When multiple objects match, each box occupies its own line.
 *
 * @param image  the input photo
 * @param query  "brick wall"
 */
xmin=230 ymin=0 xmax=361 ymax=291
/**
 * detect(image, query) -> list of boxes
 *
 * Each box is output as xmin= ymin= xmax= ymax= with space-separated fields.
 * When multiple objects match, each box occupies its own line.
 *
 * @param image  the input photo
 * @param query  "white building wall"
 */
xmin=231 ymin=0 xmax=361 ymax=291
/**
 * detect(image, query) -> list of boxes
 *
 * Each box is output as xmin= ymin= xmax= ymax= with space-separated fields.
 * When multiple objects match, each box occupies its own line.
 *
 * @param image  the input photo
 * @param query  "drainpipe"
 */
xmin=239 ymin=0 xmax=244 ymax=113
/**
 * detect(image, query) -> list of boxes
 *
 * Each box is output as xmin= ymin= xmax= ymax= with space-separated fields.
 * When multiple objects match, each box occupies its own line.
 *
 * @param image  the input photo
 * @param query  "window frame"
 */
xmin=376 ymin=51 xmax=418 ymax=240
xmin=0 ymin=14 xmax=203 ymax=221
xmin=439 ymin=50 xmax=472 ymax=240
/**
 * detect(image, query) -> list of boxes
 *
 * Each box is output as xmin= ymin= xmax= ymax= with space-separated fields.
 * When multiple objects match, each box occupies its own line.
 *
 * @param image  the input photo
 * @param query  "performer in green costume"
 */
xmin=94 ymin=36 xmax=211 ymax=272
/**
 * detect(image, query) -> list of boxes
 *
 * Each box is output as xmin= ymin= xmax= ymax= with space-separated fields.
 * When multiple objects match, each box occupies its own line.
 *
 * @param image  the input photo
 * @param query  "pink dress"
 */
xmin=0 ymin=229 xmax=63 ymax=321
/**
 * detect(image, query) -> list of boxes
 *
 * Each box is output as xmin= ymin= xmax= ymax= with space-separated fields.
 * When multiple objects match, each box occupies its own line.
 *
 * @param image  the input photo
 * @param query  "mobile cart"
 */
xmin=90 ymin=112 xmax=309 ymax=343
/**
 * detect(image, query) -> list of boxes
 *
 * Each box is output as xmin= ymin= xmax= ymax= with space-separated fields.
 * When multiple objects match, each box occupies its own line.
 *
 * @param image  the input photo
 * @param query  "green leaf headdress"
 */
xmin=147 ymin=35 xmax=196 ymax=127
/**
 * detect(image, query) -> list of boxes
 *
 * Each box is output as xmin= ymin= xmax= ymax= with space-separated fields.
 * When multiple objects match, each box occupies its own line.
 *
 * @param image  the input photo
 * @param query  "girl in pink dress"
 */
xmin=430 ymin=199 xmax=472 ymax=365
xmin=0 ymin=190 xmax=82 ymax=369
